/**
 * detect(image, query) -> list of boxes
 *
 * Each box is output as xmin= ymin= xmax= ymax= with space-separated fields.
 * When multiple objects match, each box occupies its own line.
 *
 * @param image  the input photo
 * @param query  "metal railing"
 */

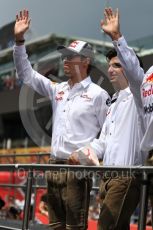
xmin=0 ymin=164 xmax=152 ymax=230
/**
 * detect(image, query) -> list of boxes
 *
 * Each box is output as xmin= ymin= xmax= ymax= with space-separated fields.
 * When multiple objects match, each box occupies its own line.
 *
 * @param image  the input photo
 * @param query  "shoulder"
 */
xmin=143 ymin=66 xmax=153 ymax=83
xmin=89 ymin=82 xmax=109 ymax=96
xmin=88 ymin=83 xmax=110 ymax=105
xmin=145 ymin=66 xmax=153 ymax=75
xmin=50 ymin=81 xmax=67 ymax=90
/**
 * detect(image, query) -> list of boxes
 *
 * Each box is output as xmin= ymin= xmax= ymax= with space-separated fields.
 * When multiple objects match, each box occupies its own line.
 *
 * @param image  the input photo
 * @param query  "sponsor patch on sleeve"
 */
xmin=106 ymin=98 xmax=111 ymax=106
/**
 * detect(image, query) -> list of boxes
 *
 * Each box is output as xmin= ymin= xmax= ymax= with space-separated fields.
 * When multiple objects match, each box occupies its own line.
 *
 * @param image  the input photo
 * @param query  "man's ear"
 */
xmin=86 ymin=57 xmax=90 ymax=65
xmin=83 ymin=57 xmax=90 ymax=67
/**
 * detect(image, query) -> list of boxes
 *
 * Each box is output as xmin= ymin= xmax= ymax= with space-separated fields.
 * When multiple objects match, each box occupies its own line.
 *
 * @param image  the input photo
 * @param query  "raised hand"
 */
xmin=14 ymin=10 xmax=31 ymax=41
xmin=101 ymin=7 xmax=121 ymax=40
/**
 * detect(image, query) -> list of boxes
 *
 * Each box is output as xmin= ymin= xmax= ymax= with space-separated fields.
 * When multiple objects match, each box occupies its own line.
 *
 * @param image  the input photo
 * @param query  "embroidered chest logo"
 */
xmin=55 ymin=91 xmax=64 ymax=101
xmin=80 ymin=94 xmax=92 ymax=101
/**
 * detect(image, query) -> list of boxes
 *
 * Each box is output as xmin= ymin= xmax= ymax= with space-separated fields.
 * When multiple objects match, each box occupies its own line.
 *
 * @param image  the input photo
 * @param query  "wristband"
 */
xmin=15 ymin=39 xmax=25 ymax=44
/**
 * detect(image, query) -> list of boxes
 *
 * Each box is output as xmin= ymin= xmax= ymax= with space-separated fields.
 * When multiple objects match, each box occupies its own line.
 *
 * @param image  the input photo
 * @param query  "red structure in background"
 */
xmin=87 ymin=221 xmax=152 ymax=230
xmin=0 ymin=171 xmax=26 ymax=201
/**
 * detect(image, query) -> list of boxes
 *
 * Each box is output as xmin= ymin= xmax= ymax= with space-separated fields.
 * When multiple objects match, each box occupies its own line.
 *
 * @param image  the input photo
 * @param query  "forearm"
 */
xmin=14 ymin=34 xmax=25 ymax=46
xmin=101 ymin=8 xmax=144 ymax=87
xmin=112 ymin=36 xmax=145 ymax=109
xmin=109 ymin=31 xmax=122 ymax=41
xmin=13 ymin=44 xmax=33 ymax=82
xmin=95 ymin=91 xmax=111 ymax=128
xmin=13 ymin=45 xmax=52 ymax=97
xmin=90 ymin=135 xmax=105 ymax=160
xmin=113 ymin=36 xmax=144 ymax=87
xmin=74 ymin=137 xmax=105 ymax=165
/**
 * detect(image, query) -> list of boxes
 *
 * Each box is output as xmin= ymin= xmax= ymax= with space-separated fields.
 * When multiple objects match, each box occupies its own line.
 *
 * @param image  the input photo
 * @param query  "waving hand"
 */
xmin=14 ymin=10 xmax=31 ymax=42
xmin=101 ymin=8 xmax=121 ymax=40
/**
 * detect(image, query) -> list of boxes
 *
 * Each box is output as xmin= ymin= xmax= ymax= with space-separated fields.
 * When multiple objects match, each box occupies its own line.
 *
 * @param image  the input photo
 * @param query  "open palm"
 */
xmin=14 ymin=10 xmax=31 ymax=38
xmin=101 ymin=8 xmax=120 ymax=37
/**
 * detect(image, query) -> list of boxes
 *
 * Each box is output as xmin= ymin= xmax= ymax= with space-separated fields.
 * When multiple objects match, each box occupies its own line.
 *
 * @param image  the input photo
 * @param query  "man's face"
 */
xmin=62 ymin=55 xmax=87 ymax=78
xmin=107 ymin=56 xmax=128 ymax=89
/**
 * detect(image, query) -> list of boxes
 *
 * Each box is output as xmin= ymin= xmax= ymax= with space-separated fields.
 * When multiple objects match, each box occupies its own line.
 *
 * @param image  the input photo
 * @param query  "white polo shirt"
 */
xmin=13 ymin=45 xmax=110 ymax=159
xmin=113 ymin=36 xmax=153 ymax=152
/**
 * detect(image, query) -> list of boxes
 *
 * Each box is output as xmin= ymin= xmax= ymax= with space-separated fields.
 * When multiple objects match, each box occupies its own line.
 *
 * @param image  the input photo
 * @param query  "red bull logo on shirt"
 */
xmin=142 ymin=85 xmax=153 ymax=98
xmin=55 ymin=91 xmax=64 ymax=101
xmin=146 ymin=73 xmax=153 ymax=83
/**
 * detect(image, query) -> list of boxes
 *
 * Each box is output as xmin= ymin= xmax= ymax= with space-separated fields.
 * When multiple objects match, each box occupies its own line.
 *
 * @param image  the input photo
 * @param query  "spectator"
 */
xmin=39 ymin=193 xmax=48 ymax=217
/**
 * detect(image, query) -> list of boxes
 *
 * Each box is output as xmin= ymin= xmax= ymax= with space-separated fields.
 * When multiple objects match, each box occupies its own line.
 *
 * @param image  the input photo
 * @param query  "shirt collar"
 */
xmin=112 ymin=87 xmax=131 ymax=101
xmin=80 ymin=76 xmax=92 ymax=88
xmin=67 ymin=76 xmax=92 ymax=89
xmin=118 ymin=87 xmax=131 ymax=98
xmin=122 ymin=86 xmax=131 ymax=94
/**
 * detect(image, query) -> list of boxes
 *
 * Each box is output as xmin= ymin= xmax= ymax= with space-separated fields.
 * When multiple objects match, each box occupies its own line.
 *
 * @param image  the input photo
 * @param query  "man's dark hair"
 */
xmin=106 ymin=48 xmax=117 ymax=62
xmin=106 ymin=48 xmax=143 ymax=69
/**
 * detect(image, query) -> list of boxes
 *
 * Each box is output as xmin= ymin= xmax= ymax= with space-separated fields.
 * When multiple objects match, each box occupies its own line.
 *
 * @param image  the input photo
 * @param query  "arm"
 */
xmin=94 ymin=90 xmax=111 ymax=128
xmin=69 ymin=123 xmax=107 ymax=164
xmin=68 ymin=90 xmax=111 ymax=165
xmin=141 ymin=115 xmax=153 ymax=152
xmin=101 ymin=8 xmax=144 ymax=103
xmin=13 ymin=10 xmax=55 ymax=98
xmin=68 ymin=91 xmax=109 ymax=165
xmin=90 ymin=124 xmax=106 ymax=159
xmin=13 ymin=45 xmax=54 ymax=98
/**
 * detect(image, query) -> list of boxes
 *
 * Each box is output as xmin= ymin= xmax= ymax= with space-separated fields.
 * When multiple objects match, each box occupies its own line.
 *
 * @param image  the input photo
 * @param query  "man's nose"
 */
xmin=63 ymin=59 xmax=70 ymax=65
xmin=108 ymin=66 xmax=114 ymax=74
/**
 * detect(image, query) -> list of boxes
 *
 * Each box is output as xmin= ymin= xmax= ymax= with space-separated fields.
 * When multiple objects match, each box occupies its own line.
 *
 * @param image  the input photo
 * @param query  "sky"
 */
xmin=0 ymin=0 xmax=153 ymax=44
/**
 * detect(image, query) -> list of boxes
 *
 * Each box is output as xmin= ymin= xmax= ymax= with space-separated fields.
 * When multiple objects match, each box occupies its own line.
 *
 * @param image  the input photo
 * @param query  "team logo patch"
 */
xmin=80 ymin=94 xmax=92 ymax=101
xmin=106 ymin=98 xmax=111 ymax=106
xmin=144 ymin=103 xmax=153 ymax=113
xmin=69 ymin=41 xmax=79 ymax=48
xmin=55 ymin=91 xmax=64 ymax=101
xmin=142 ymin=85 xmax=153 ymax=98
xmin=146 ymin=73 xmax=153 ymax=83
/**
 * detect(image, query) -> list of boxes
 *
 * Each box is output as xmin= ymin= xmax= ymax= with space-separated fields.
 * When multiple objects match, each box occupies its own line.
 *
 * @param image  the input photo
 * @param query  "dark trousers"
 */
xmin=98 ymin=176 xmax=141 ymax=230
xmin=46 ymin=158 xmax=92 ymax=230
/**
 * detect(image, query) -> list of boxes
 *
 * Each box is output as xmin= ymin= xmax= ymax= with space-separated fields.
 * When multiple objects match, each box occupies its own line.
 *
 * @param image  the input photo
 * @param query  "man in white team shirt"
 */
xmin=13 ymin=10 xmax=110 ymax=230
xmin=99 ymin=7 xmax=153 ymax=227
xmin=72 ymin=8 xmax=146 ymax=230
xmin=100 ymin=7 xmax=153 ymax=156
